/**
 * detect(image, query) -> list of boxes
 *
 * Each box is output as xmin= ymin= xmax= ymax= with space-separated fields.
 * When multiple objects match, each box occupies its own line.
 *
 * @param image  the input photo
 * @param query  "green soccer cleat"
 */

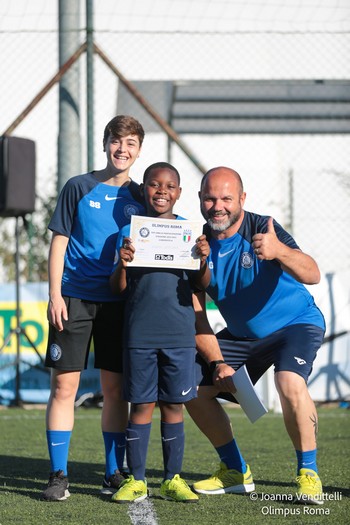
xmin=111 ymin=475 xmax=148 ymax=504
xmin=160 ymin=474 xmax=199 ymax=503
xmin=295 ymin=468 xmax=324 ymax=505
xmin=193 ymin=462 xmax=255 ymax=495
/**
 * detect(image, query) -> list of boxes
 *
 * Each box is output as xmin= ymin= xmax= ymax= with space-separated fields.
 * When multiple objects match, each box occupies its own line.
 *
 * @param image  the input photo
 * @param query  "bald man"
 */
xmin=188 ymin=166 xmax=325 ymax=505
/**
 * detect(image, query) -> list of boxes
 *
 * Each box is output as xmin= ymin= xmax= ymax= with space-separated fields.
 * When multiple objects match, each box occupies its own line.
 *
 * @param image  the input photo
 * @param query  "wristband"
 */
xmin=209 ymin=360 xmax=225 ymax=374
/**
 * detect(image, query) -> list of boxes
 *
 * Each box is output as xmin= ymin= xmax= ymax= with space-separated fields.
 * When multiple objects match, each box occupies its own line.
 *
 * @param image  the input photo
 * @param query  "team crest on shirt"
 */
xmin=50 ymin=344 xmax=62 ymax=361
xmin=241 ymin=251 xmax=254 ymax=268
xmin=124 ymin=204 xmax=139 ymax=219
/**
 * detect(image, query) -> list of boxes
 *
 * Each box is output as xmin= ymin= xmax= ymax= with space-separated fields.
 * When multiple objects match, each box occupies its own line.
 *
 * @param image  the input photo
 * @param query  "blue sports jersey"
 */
xmin=205 ymin=211 xmax=325 ymax=338
xmin=117 ymin=216 xmax=197 ymax=348
xmin=48 ymin=172 xmax=145 ymax=301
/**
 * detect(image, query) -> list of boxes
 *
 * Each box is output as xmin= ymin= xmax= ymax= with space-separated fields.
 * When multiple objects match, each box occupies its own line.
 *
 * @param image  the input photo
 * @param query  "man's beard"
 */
xmin=204 ymin=210 xmax=241 ymax=232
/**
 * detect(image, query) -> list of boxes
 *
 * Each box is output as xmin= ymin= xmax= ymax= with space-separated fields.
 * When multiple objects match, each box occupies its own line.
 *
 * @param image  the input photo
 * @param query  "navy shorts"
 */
xmin=195 ymin=323 xmax=325 ymax=402
xmin=45 ymin=296 xmax=125 ymax=372
xmin=123 ymin=346 xmax=198 ymax=404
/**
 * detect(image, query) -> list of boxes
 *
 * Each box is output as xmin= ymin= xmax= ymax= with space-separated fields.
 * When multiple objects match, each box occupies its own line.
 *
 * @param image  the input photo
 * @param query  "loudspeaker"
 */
xmin=0 ymin=136 xmax=36 ymax=217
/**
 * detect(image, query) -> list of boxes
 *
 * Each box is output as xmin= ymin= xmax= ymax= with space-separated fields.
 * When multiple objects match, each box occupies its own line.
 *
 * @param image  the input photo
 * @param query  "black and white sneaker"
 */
xmin=41 ymin=470 xmax=70 ymax=501
xmin=100 ymin=469 xmax=129 ymax=495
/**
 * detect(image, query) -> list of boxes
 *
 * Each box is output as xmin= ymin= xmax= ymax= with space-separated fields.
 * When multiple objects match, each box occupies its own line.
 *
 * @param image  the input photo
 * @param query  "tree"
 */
xmin=0 ymin=193 xmax=56 ymax=282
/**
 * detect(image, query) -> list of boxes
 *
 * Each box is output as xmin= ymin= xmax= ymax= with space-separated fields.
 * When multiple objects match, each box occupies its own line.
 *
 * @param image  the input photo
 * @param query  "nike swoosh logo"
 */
xmin=105 ymin=195 xmax=123 ymax=201
xmin=125 ymin=437 xmax=140 ymax=441
xmin=117 ymin=444 xmax=126 ymax=448
xmin=182 ymin=388 xmax=192 ymax=396
xmin=162 ymin=436 xmax=177 ymax=442
xmin=51 ymin=442 xmax=66 ymax=447
xmin=218 ymin=249 xmax=235 ymax=258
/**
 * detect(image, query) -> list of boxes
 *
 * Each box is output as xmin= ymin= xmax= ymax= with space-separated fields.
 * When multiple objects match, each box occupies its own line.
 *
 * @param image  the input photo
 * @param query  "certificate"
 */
xmin=127 ymin=215 xmax=203 ymax=270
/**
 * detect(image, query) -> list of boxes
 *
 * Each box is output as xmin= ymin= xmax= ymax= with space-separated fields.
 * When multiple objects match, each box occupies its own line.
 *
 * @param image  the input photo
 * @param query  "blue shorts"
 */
xmin=195 ymin=323 xmax=325 ymax=402
xmin=123 ymin=347 xmax=198 ymax=404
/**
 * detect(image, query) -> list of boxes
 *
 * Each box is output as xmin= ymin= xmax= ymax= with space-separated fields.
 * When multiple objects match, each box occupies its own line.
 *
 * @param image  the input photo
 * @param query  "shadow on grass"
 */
xmin=1 ymin=455 xmax=349 ymax=502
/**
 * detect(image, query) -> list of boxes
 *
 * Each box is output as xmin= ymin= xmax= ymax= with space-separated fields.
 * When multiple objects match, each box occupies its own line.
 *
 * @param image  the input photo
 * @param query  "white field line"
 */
xmin=127 ymin=498 xmax=159 ymax=525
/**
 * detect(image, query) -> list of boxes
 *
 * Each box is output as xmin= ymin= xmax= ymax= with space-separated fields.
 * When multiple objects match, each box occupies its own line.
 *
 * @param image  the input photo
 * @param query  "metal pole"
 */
xmin=58 ymin=0 xmax=82 ymax=192
xmin=14 ymin=217 xmax=21 ymax=406
xmin=2 ymin=43 xmax=87 ymax=137
xmin=93 ymin=43 xmax=207 ymax=175
xmin=86 ymin=0 xmax=94 ymax=171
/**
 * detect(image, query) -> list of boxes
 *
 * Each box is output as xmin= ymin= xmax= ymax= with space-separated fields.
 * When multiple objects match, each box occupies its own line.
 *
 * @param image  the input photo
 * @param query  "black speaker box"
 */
xmin=0 ymin=136 xmax=36 ymax=217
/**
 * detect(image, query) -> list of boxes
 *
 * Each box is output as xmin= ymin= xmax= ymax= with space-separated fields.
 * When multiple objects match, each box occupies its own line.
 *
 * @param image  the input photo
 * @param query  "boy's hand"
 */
xmin=119 ymin=237 xmax=135 ymax=266
xmin=195 ymin=234 xmax=210 ymax=264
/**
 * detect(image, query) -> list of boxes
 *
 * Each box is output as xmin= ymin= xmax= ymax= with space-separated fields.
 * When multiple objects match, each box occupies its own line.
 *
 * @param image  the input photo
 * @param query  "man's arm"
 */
xmin=193 ymin=291 xmax=236 ymax=392
xmin=193 ymin=291 xmax=224 ymax=363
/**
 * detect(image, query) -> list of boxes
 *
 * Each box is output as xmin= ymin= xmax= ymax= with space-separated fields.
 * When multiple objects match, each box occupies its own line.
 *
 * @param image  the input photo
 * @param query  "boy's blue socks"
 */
xmin=296 ymin=449 xmax=318 ymax=473
xmin=216 ymin=438 xmax=247 ymax=473
xmin=161 ymin=421 xmax=185 ymax=480
xmin=126 ymin=421 xmax=152 ymax=481
xmin=103 ymin=431 xmax=126 ymax=478
xmin=46 ymin=430 xmax=72 ymax=476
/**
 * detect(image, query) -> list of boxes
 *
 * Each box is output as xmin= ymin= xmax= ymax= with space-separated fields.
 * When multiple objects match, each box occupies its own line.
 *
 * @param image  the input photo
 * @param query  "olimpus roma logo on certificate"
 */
xmin=128 ymin=215 xmax=203 ymax=270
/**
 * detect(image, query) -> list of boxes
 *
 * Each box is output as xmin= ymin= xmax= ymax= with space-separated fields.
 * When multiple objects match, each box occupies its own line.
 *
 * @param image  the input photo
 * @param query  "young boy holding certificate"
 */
xmin=109 ymin=162 xmax=210 ymax=503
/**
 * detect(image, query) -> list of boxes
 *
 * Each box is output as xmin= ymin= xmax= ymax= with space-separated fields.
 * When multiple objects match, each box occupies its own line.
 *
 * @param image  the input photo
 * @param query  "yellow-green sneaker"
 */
xmin=111 ymin=475 xmax=148 ymax=504
xmin=295 ymin=468 xmax=323 ymax=505
xmin=160 ymin=474 xmax=199 ymax=503
xmin=193 ymin=462 xmax=255 ymax=495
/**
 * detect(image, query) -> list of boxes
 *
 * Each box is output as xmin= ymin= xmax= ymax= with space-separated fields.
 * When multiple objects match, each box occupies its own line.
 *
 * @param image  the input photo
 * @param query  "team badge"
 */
xmin=139 ymin=227 xmax=150 ymax=238
xmin=50 ymin=344 xmax=62 ymax=362
xmin=123 ymin=204 xmax=139 ymax=219
xmin=241 ymin=251 xmax=253 ymax=269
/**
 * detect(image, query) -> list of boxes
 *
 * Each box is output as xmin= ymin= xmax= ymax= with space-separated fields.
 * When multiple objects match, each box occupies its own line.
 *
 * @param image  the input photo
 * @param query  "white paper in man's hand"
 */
xmin=230 ymin=365 xmax=268 ymax=423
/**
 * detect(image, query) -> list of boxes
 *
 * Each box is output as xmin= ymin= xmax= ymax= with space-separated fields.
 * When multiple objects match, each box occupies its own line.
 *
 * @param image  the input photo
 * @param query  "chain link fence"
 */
xmin=1 ymin=1 xmax=349 ymax=278
xmin=0 ymin=0 xmax=349 ymax=402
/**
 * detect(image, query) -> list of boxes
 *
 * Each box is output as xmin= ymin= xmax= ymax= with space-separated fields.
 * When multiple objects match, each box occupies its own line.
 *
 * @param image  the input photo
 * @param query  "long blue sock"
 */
xmin=161 ymin=421 xmax=185 ymax=480
xmin=46 ymin=430 xmax=72 ymax=476
xmin=216 ymin=439 xmax=247 ymax=473
xmin=296 ymin=449 xmax=318 ymax=474
xmin=103 ymin=431 xmax=126 ymax=478
xmin=126 ymin=422 xmax=151 ymax=481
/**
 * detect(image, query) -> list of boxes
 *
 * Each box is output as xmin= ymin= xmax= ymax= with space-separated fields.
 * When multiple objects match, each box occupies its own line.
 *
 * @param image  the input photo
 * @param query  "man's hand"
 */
xmin=252 ymin=217 xmax=281 ymax=260
xmin=213 ymin=362 xmax=237 ymax=393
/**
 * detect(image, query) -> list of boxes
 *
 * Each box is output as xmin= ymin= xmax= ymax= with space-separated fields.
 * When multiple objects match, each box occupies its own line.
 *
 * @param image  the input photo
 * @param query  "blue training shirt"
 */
xmin=48 ymin=172 xmax=145 ymax=302
xmin=205 ymin=211 xmax=325 ymax=338
xmin=117 ymin=216 xmax=197 ymax=348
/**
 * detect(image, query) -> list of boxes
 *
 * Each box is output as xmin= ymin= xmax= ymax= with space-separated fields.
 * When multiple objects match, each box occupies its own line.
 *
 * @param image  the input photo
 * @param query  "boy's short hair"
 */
xmin=103 ymin=115 xmax=145 ymax=149
xmin=143 ymin=162 xmax=181 ymax=184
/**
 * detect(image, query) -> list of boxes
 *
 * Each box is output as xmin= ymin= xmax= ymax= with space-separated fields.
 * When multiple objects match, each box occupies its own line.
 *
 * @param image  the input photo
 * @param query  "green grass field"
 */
xmin=0 ymin=405 xmax=349 ymax=525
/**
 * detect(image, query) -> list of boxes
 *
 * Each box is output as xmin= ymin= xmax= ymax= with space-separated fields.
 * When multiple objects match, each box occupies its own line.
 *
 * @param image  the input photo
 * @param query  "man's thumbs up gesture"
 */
xmin=252 ymin=217 xmax=281 ymax=260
